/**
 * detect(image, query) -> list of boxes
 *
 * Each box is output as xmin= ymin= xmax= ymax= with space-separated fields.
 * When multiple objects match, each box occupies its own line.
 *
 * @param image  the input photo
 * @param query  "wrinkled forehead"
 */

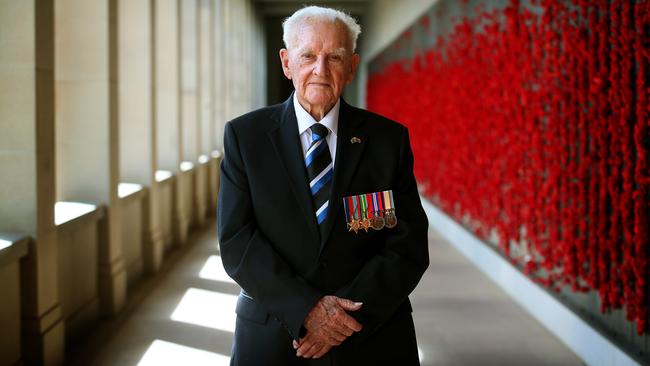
xmin=289 ymin=19 xmax=352 ymax=52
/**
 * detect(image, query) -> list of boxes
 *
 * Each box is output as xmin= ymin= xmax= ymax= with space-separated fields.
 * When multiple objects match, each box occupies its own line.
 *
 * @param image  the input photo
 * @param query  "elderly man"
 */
xmin=218 ymin=6 xmax=429 ymax=365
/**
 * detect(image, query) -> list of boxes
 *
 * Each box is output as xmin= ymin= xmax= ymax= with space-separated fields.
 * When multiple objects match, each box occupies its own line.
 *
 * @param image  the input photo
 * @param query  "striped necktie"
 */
xmin=305 ymin=123 xmax=333 ymax=232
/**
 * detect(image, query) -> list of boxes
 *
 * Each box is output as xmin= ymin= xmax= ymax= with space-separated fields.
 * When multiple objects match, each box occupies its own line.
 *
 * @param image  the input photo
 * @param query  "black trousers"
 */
xmin=230 ymin=308 xmax=420 ymax=366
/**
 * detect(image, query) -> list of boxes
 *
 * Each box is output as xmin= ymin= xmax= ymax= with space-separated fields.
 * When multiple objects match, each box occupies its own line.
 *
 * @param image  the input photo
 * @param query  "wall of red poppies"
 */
xmin=367 ymin=0 xmax=650 ymax=335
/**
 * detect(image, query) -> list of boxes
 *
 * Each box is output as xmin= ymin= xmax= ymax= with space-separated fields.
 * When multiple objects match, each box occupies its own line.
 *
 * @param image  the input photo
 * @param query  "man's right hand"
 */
xmin=293 ymin=296 xmax=363 ymax=358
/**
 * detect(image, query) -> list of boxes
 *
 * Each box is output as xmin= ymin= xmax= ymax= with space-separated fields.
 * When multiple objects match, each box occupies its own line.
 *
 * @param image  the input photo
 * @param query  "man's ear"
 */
xmin=347 ymin=53 xmax=361 ymax=83
xmin=279 ymin=48 xmax=292 ymax=79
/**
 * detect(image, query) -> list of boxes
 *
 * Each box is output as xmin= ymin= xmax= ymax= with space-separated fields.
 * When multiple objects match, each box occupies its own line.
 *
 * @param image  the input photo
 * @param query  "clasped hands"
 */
xmin=293 ymin=295 xmax=363 ymax=359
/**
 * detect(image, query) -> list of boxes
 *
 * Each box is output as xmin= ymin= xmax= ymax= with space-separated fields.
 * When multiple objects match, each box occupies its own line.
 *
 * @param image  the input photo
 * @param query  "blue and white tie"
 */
xmin=305 ymin=123 xmax=333 ymax=233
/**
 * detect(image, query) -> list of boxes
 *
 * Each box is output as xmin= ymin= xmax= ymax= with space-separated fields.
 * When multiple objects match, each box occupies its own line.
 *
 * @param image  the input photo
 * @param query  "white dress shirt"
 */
xmin=293 ymin=92 xmax=339 ymax=163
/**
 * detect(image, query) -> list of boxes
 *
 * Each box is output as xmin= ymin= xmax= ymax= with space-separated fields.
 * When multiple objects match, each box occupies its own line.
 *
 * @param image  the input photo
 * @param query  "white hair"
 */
xmin=282 ymin=6 xmax=362 ymax=52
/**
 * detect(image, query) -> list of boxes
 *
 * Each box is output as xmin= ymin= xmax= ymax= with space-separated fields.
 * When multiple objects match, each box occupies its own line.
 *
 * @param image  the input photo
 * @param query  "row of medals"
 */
xmin=348 ymin=208 xmax=397 ymax=234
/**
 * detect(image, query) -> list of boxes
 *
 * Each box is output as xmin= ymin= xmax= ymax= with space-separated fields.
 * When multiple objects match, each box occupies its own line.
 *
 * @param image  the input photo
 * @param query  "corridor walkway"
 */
xmin=68 ymin=221 xmax=583 ymax=366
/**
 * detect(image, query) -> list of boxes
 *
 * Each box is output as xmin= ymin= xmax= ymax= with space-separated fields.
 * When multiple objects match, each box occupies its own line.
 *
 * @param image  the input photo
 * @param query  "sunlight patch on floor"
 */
xmin=171 ymin=288 xmax=237 ymax=332
xmin=199 ymin=255 xmax=236 ymax=284
xmin=137 ymin=339 xmax=229 ymax=366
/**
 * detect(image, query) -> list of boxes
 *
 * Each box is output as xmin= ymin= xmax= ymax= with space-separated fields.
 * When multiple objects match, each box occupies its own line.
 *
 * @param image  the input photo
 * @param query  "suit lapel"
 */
xmin=319 ymin=100 xmax=367 ymax=252
xmin=268 ymin=97 xmax=320 ymax=242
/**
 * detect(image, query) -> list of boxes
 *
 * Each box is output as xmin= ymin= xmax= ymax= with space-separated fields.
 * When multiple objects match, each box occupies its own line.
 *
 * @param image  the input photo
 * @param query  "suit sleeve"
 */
xmin=218 ymin=121 xmax=322 ymax=340
xmin=335 ymin=126 xmax=429 ymax=341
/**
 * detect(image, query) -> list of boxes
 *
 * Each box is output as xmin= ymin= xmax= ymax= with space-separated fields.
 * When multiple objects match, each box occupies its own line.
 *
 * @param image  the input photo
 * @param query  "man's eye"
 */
xmin=301 ymin=54 xmax=315 ymax=60
xmin=329 ymin=55 xmax=343 ymax=62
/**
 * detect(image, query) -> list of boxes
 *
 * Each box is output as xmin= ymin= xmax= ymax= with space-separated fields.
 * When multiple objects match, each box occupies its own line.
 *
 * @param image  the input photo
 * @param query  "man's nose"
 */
xmin=312 ymin=56 xmax=329 ymax=76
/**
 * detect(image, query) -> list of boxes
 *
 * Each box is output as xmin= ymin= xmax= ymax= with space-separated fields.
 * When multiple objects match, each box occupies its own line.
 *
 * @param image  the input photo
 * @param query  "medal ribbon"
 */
xmin=383 ymin=190 xmax=392 ymax=211
xmin=343 ymin=196 xmax=350 ymax=224
xmin=360 ymin=194 xmax=367 ymax=219
xmin=366 ymin=194 xmax=374 ymax=218
xmin=352 ymin=195 xmax=359 ymax=221
xmin=348 ymin=196 xmax=355 ymax=222
xmin=371 ymin=192 xmax=379 ymax=216
xmin=388 ymin=190 xmax=395 ymax=211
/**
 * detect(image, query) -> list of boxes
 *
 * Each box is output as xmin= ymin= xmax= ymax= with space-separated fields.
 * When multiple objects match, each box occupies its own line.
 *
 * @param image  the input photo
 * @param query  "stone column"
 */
xmin=221 ymin=0 xmax=233 ymax=121
xmin=212 ymin=0 xmax=225 ymax=150
xmin=118 ymin=0 xmax=164 ymax=273
xmin=154 ymin=0 xmax=187 ymax=246
xmin=0 ymin=1 xmax=65 ymax=364
xmin=200 ymin=0 xmax=213 ymax=156
xmin=192 ymin=0 xmax=213 ymax=224
xmin=243 ymin=1 xmax=252 ymax=113
xmin=180 ymin=0 xmax=200 ymax=163
xmin=178 ymin=0 xmax=201 ymax=231
xmin=155 ymin=0 xmax=181 ymax=175
xmin=206 ymin=0 xmax=223 ymax=219
xmin=55 ymin=0 xmax=126 ymax=316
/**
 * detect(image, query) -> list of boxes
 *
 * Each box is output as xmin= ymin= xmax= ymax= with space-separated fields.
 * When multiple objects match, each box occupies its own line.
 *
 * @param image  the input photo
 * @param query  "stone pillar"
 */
xmin=164 ymin=0 xmax=192 ymax=244
xmin=55 ymin=0 xmax=126 ymax=316
xmin=180 ymin=0 xmax=200 ymax=163
xmin=200 ymin=0 xmax=213 ymax=156
xmin=243 ymin=1 xmax=252 ymax=113
xmin=118 ymin=0 xmax=164 ymax=273
xmin=155 ymin=0 xmax=181 ymax=175
xmin=179 ymin=0 xmax=200 ymax=231
xmin=207 ymin=0 xmax=224 ymax=219
xmin=154 ymin=0 xmax=188 ymax=246
xmin=212 ymin=0 xmax=225 ymax=150
xmin=190 ymin=0 xmax=213 ymax=225
xmin=221 ymin=0 xmax=233 ymax=122
xmin=213 ymin=0 xmax=261 ymax=132
xmin=250 ymin=1 xmax=266 ymax=108
xmin=0 ymin=1 xmax=65 ymax=364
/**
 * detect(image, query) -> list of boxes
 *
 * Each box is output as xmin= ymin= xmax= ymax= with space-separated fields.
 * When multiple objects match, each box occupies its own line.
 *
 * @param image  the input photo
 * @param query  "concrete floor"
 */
xmin=68 ymin=221 xmax=584 ymax=365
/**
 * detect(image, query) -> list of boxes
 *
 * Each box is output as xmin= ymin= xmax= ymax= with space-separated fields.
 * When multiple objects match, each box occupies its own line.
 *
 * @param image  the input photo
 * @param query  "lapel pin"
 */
xmin=350 ymin=137 xmax=361 ymax=144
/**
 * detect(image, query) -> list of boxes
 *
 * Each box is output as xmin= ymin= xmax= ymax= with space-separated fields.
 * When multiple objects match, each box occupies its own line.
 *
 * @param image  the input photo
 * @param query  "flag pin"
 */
xmin=350 ymin=137 xmax=361 ymax=144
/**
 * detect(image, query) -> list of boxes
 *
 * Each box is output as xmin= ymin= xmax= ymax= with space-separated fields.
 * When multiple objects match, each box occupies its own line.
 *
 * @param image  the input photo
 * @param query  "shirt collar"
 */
xmin=293 ymin=92 xmax=340 ymax=137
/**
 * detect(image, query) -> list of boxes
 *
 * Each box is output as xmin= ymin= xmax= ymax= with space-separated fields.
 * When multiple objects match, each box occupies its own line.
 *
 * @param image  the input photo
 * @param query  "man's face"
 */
xmin=280 ymin=20 xmax=360 ymax=112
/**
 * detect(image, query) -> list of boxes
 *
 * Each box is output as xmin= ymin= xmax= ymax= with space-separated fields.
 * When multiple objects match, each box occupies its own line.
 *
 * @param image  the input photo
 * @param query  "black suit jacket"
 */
xmin=218 ymin=95 xmax=429 ymax=364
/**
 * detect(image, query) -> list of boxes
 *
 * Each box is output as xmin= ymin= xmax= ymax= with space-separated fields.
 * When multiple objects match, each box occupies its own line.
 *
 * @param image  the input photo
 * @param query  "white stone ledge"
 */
xmin=55 ymin=201 xmax=104 ymax=231
xmin=0 ymin=234 xmax=29 ymax=268
xmin=118 ymin=182 xmax=147 ymax=202
xmin=155 ymin=170 xmax=174 ymax=183
xmin=211 ymin=150 xmax=223 ymax=159
xmin=198 ymin=154 xmax=210 ymax=164
xmin=421 ymin=198 xmax=641 ymax=366
xmin=180 ymin=161 xmax=194 ymax=173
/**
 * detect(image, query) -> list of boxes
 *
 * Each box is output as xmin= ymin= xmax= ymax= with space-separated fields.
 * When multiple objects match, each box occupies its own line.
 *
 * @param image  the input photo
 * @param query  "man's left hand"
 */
xmin=292 ymin=335 xmax=333 ymax=359
xmin=293 ymin=296 xmax=363 ymax=358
